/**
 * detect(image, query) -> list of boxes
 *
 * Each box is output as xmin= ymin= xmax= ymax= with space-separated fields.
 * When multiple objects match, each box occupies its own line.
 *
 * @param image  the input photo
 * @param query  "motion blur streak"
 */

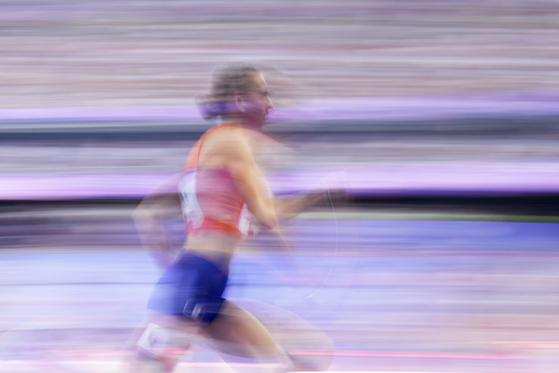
xmin=1 ymin=1 xmax=559 ymax=373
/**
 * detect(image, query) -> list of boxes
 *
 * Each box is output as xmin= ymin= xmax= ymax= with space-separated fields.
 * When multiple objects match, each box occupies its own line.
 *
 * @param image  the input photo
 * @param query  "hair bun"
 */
xmin=196 ymin=95 xmax=237 ymax=121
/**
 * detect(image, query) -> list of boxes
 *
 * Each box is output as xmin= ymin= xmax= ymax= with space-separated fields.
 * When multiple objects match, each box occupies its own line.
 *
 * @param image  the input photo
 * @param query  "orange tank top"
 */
xmin=179 ymin=124 xmax=254 ymax=236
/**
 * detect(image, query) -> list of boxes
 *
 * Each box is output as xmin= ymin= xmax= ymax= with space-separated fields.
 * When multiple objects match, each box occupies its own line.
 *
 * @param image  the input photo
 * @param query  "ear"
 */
xmin=233 ymin=91 xmax=247 ymax=112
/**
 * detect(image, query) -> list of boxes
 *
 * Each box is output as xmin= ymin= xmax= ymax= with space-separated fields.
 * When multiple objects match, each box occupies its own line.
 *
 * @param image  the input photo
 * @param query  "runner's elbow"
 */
xmin=256 ymin=211 xmax=278 ymax=230
xmin=132 ymin=203 xmax=157 ymax=221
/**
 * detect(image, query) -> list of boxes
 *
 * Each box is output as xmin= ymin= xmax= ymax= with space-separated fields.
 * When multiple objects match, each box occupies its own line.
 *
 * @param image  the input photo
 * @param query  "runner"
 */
xmin=125 ymin=64 xmax=333 ymax=373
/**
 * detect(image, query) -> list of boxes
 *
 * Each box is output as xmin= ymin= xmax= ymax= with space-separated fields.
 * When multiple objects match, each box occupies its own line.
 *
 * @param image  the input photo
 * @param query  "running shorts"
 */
xmin=147 ymin=253 xmax=228 ymax=324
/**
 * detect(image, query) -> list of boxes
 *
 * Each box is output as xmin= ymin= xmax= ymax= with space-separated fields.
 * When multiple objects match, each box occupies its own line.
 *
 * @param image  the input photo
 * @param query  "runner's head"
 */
xmin=198 ymin=64 xmax=273 ymax=129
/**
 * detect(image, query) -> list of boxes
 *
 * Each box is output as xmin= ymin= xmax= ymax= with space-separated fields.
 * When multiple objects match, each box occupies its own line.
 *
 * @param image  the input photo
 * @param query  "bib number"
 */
xmin=178 ymin=173 xmax=204 ymax=228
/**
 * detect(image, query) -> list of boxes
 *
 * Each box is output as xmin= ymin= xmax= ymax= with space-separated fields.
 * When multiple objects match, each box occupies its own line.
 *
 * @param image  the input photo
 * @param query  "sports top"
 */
xmin=179 ymin=124 xmax=254 ymax=236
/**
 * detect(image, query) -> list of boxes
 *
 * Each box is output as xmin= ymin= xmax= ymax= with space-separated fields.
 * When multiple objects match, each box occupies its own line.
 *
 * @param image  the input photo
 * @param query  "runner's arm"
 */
xmin=225 ymin=138 xmax=279 ymax=230
xmin=274 ymin=192 xmax=325 ymax=218
xmin=132 ymin=174 xmax=182 ymax=269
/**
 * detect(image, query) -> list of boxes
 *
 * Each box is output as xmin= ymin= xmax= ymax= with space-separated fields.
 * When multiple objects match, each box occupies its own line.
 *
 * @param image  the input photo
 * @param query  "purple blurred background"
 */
xmin=1 ymin=1 xmax=559 ymax=372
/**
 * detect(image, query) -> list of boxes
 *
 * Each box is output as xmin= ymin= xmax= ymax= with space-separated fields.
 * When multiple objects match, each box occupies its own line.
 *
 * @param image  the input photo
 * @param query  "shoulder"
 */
xmin=201 ymin=125 xmax=253 ymax=163
xmin=209 ymin=125 xmax=249 ymax=148
xmin=208 ymin=124 xmax=246 ymax=142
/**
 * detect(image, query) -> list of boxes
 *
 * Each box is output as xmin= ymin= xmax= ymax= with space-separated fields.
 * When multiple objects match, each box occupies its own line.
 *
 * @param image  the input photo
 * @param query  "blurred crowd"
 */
xmin=1 ymin=0 xmax=558 ymax=109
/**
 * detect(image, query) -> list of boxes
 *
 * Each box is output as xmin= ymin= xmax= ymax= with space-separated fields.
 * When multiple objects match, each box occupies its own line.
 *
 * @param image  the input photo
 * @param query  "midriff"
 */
xmin=182 ymin=229 xmax=243 ymax=275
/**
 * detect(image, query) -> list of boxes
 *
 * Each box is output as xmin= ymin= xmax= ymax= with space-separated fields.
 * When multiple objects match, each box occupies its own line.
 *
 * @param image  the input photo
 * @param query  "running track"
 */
xmin=1 ymin=218 xmax=559 ymax=372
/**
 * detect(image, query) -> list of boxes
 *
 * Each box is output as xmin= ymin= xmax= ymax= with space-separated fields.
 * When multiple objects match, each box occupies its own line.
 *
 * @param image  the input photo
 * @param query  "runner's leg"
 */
xmin=233 ymin=299 xmax=334 ymax=371
xmin=203 ymin=301 xmax=292 ymax=372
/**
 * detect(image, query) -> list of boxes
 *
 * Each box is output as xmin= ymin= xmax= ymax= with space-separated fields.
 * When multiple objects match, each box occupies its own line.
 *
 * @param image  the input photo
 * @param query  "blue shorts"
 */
xmin=147 ymin=253 xmax=228 ymax=324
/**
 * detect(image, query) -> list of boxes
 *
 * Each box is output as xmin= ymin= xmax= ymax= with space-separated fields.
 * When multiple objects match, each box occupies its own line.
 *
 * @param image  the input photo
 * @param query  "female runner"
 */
xmin=126 ymin=64 xmax=333 ymax=373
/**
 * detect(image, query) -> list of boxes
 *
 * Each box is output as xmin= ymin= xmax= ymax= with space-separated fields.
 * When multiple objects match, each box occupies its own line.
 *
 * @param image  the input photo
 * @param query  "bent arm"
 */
xmin=132 ymin=174 xmax=182 ymax=269
xmin=224 ymin=138 xmax=279 ymax=230
xmin=274 ymin=192 xmax=325 ymax=218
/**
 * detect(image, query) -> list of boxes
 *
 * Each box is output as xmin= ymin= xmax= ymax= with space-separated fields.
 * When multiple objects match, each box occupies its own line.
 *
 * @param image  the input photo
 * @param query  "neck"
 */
xmin=220 ymin=116 xmax=262 ymax=131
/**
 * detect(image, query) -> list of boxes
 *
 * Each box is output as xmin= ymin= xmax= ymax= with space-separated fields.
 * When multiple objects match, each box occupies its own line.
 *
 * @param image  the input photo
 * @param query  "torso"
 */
xmin=180 ymin=124 xmax=267 ymax=274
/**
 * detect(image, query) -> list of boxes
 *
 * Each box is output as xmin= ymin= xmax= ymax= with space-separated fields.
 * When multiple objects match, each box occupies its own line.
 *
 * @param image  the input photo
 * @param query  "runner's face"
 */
xmin=240 ymin=73 xmax=273 ymax=128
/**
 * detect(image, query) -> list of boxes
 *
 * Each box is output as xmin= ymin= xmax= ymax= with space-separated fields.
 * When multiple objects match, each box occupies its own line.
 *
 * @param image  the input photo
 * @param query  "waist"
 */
xmin=176 ymin=251 xmax=228 ymax=278
xmin=188 ymin=218 xmax=243 ymax=237
xmin=183 ymin=230 xmax=242 ymax=274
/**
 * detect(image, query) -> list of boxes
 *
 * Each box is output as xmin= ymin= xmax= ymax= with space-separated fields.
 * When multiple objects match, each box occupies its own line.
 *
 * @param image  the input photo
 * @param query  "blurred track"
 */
xmin=1 ymin=214 xmax=559 ymax=372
